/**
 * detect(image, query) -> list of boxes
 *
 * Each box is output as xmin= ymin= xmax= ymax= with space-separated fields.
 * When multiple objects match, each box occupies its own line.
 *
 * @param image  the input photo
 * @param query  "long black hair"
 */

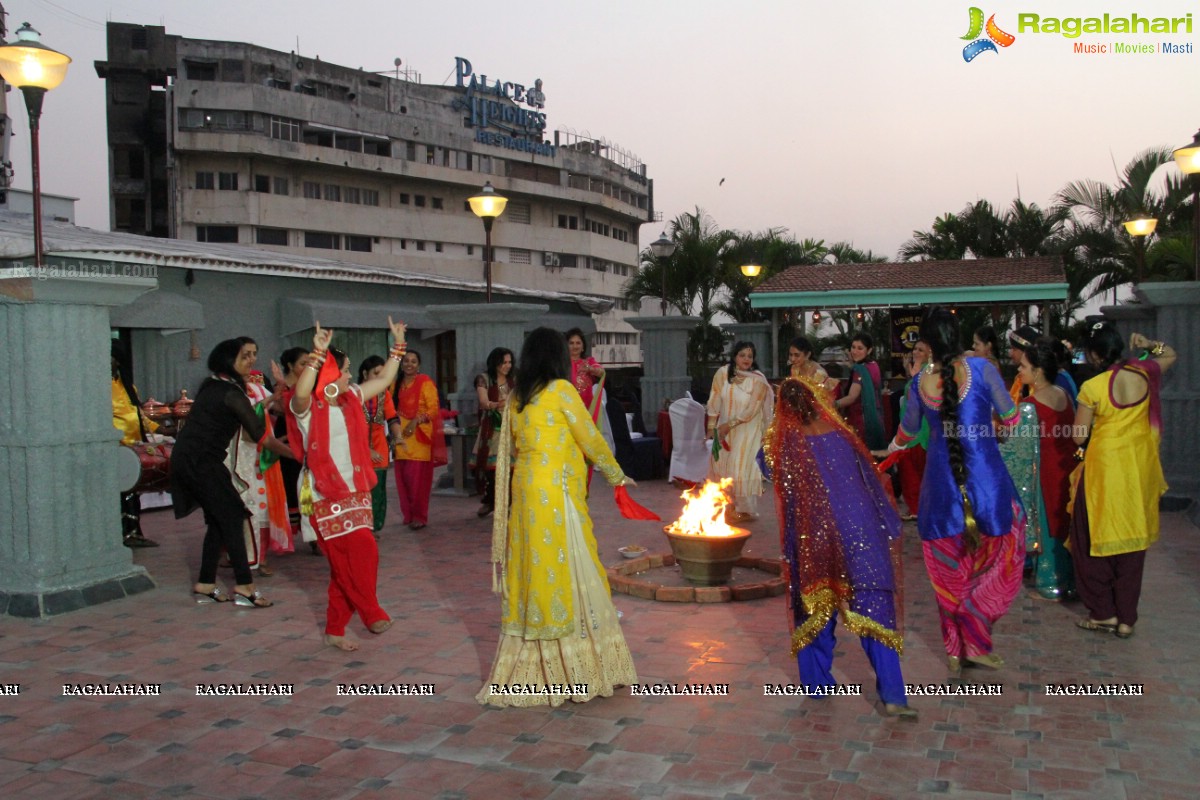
xmin=1083 ymin=321 xmax=1123 ymax=370
xmin=207 ymin=339 xmax=247 ymax=388
xmin=1025 ymin=337 xmax=1060 ymax=385
xmin=515 ymin=328 xmax=570 ymax=412
xmin=922 ymin=307 xmax=979 ymax=550
xmin=726 ymin=341 xmax=758 ymax=382
xmin=357 ymin=354 xmax=385 ymax=384
xmin=486 ymin=346 xmax=515 ymax=384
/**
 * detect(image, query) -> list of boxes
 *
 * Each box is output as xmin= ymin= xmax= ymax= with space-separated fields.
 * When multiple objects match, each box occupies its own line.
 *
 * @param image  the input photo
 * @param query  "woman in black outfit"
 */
xmin=172 ymin=339 xmax=291 ymax=607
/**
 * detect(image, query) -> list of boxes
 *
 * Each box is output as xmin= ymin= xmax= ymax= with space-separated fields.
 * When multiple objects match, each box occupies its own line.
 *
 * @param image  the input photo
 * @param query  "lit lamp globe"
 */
xmin=1122 ymin=216 xmax=1158 ymax=237
xmin=1173 ymin=129 xmax=1200 ymax=175
xmin=649 ymin=232 xmax=676 ymax=316
xmin=740 ymin=263 xmax=762 ymax=278
xmin=0 ymin=22 xmax=71 ymax=93
xmin=468 ymin=181 xmax=508 ymax=226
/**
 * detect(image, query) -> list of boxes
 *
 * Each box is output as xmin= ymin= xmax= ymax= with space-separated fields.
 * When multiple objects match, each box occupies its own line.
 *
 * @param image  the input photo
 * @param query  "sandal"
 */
xmin=1115 ymin=624 xmax=1135 ymax=639
xmin=257 ymin=565 xmax=274 ymax=577
xmin=884 ymin=703 xmax=918 ymax=719
xmin=193 ymin=587 xmax=230 ymax=604
xmin=233 ymin=590 xmax=273 ymax=608
xmin=965 ymin=653 xmax=1005 ymax=670
xmin=1076 ymin=618 xmax=1117 ymax=634
xmin=409 ymin=522 xmax=426 ymax=530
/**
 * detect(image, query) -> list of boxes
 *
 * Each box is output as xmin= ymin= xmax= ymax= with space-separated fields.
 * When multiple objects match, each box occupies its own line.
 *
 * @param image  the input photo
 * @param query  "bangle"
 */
xmin=1073 ymin=446 xmax=1087 ymax=462
xmin=1150 ymin=340 xmax=1166 ymax=356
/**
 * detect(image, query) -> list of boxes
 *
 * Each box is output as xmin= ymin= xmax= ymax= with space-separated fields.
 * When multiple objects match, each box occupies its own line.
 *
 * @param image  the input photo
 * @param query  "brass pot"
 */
xmin=662 ymin=526 xmax=752 ymax=586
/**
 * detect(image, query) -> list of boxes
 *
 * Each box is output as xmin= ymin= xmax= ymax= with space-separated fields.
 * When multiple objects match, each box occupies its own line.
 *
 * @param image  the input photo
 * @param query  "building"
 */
xmin=94 ymin=22 xmax=657 ymax=369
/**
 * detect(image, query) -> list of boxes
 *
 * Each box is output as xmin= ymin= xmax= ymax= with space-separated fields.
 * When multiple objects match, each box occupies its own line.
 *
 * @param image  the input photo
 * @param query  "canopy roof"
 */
xmin=750 ymin=256 xmax=1068 ymax=309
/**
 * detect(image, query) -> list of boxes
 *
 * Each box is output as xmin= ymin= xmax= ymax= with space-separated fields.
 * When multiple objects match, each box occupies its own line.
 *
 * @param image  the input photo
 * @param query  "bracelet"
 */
xmin=1150 ymin=340 xmax=1166 ymax=356
xmin=1073 ymin=446 xmax=1087 ymax=462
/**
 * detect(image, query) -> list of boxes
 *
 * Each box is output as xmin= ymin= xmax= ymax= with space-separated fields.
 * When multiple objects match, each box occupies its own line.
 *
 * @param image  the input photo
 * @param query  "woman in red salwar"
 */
xmin=289 ymin=319 xmax=406 ymax=651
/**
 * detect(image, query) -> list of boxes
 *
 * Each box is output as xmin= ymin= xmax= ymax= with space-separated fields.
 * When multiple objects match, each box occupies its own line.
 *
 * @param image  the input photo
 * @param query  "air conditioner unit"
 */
xmin=543 ymin=252 xmax=561 ymax=267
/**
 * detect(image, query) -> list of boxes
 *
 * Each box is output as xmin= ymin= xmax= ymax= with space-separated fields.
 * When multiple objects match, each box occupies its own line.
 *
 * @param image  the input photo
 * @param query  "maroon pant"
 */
xmin=897 ymin=445 xmax=926 ymax=515
xmin=394 ymin=459 xmax=433 ymax=526
xmin=317 ymin=527 xmax=389 ymax=636
xmin=1068 ymin=480 xmax=1147 ymax=627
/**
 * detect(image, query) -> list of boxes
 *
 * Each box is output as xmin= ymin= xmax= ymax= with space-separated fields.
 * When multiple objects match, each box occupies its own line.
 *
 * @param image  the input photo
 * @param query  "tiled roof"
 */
xmin=754 ymin=256 xmax=1066 ymax=295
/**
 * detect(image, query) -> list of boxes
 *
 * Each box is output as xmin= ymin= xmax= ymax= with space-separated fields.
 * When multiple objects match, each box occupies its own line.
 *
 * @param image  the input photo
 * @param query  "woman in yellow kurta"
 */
xmin=1071 ymin=324 xmax=1176 ymax=639
xmin=391 ymin=350 xmax=443 ymax=530
xmin=112 ymin=340 xmax=160 ymax=548
xmin=477 ymin=327 xmax=637 ymax=708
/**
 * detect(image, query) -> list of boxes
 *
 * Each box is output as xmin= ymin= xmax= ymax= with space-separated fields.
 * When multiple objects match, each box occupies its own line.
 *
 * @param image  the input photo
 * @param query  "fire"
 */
xmin=666 ymin=479 xmax=739 ymax=537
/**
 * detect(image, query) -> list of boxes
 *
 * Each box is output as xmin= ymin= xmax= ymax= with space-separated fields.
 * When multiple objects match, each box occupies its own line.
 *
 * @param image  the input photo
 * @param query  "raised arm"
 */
xmin=1130 ymin=332 xmax=1177 ymax=373
xmin=292 ymin=323 xmax=333 ymax=416
xmin=359 ymin=317 xmax=408 ymax=398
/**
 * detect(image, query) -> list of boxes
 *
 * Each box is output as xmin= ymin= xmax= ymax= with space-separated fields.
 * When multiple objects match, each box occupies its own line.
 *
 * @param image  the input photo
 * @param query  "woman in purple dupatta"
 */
xmin=767 ymin=379 xmax=915 ymax=718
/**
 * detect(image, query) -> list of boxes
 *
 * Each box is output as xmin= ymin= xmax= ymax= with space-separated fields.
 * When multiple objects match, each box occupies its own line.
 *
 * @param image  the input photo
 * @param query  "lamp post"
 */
xmin=1122 ymin=215 xmax=1157 ymax=284
xmin=468 ymin=181 xmax=508 ymax=303
xmin=649 ymin=231 xmax=676 ymax=316
xmin=1172 ymin=128 xmax=1200 ymax=282
xmin=739 ymin=263 xmax=762 ymax=279
xmin=0 ymin=22 xmax=71 ymax=270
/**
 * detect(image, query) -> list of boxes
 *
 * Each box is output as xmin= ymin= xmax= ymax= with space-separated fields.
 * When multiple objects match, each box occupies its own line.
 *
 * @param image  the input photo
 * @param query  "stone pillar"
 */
xmin=629 ymin=316 xmax=700 ymax=432
xmin=0 ymin=270 xmax=157 ymax=617
xmin=1103 ymin=283 xmax=1200 ymax=519
xmin=722 ymin=322 xmax=772 ymax=376
xmin=427 ymin=302 xmax=549 ymax=419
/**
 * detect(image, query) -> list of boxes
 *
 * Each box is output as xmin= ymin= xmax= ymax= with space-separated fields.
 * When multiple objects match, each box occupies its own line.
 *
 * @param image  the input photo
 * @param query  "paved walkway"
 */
xmin=1 ymin=477 xmax=1197 ymax=800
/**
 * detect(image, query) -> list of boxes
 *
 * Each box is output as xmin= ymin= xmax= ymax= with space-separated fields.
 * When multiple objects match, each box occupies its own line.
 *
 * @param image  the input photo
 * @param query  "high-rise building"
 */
xmin=94 ymin=22 xmax=657 ymax=367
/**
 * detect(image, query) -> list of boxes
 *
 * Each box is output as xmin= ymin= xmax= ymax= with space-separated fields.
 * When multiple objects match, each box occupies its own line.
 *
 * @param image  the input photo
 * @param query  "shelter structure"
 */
xmin=749 ymin=256 xmax=1069 ymax=375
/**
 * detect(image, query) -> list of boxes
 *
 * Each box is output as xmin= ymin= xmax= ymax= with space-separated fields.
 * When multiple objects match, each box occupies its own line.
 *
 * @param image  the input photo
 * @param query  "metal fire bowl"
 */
xmin=662 ymin=526 xmax=752 ymax=586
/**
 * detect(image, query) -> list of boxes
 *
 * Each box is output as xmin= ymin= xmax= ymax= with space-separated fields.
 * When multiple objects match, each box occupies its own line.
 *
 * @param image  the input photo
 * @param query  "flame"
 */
xmin=666 ymin=479 xmax=739 ymax=537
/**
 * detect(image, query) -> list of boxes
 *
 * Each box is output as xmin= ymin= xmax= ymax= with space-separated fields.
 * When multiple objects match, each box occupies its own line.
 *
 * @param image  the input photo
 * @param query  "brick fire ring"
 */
xmin=607 ymin=553 xmax=787 ymax=603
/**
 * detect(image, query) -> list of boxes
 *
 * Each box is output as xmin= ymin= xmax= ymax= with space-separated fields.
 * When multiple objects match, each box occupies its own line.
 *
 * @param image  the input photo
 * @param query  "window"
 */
xmin=323 ymin=184 xmax=341 ymax=202
xmin=218 ymin=172 xmax=238 ymax=191
xmin=400 ymin=239 xmax=407 ymax=250
xmin=303 ymin=181 xmax=321 ymax=199
xmin=273 ymin=177 xmax=289 ymax=196
xmin=184 ymin=60 xmax=217 ymax=81
xmin=344 ymin=235 xmax=372 ymax=252
xmin=254 ymin=175 xmax=270 ymax=193
xmin=197 ymin=225 xmax=237 ymax=243
xmin=557 ymin=214 xmax=578 ymax=230
xmin=431 ymin=197 xmax=444 ymax=210
xmin=304 ymin=231 xmax=339 ymax=249
xmin=509 ymin=248 xmax=531 ymax=264
xmin=414 ymin=195 xmax=426 ymax=208
xmin=113 ymin=148 xmax=145 ymax=180
xmin=361 ymin=189 xmax=380 ymax=206
xmin=221 ymin=59 xmax=245 ymax=83
xmin=506 ymin=201 xmax=531 ymax=224
xmin=255 ymin=227 xmax=288 ymax=246
xmin=269 ymin=116 xmax=301 ymax=142
xmin=467 ymin=245 xmax=475 ymax=256
xmin=195 ymin=171 xmax=215 ymax=190
xmin=426 ymin=147 xmax=435 ymax=165
xmin=399 ymin=193 xmax=410 ymax=205
xmin=415 ymin=241 xmax=426 ymax=251
xmin=343 ymin=186 xmax=361 ymax=204
xmin=130 ymin=28 xmax=148 ymax=50
xmin=405 ymin=142 xmax=416 ymax=161
xmin=434 ymin=242 xmax=444 ymax=253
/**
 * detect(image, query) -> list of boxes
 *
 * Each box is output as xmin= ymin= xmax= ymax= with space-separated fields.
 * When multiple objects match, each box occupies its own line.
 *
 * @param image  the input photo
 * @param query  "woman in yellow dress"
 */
xmin=477 ymin=328 xmax=637 ymax=708
xmin=1071 ymin=324 xmax=1176 ymax=640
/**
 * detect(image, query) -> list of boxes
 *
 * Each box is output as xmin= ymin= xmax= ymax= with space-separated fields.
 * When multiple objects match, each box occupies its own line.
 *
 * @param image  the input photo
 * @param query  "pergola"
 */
xmin=749 ymin=256 xmax=1069 ymax=375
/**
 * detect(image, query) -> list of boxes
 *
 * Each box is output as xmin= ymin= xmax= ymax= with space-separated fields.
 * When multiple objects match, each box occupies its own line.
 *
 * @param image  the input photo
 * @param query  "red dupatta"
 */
xmin=285 ymin=355 xmax=376 ymax=501
xmin=397 ymin=373 xmax=447 ymax=466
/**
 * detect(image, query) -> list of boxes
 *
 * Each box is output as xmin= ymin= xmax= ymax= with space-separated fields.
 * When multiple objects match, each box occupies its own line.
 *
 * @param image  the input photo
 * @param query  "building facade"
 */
xmin=94 ymin=23 xmax=656 ymax=368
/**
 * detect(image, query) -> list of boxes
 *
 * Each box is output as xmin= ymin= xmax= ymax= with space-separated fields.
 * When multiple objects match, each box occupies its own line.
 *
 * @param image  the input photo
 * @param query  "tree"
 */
xmin=717 ymin=231 xmax=827 ymax=323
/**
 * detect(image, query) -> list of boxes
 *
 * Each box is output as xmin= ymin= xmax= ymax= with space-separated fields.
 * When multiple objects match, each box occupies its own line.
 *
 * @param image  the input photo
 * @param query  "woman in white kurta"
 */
xmin=706 ymin=341 xmax=773 ymax=520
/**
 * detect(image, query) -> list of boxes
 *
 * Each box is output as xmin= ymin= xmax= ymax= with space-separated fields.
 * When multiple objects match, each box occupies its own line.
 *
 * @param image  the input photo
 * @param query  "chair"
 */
xmin=668 ymin=396 xmax=709 ymax=486
xmin=604 ymin=392 xmax=664 ymax=481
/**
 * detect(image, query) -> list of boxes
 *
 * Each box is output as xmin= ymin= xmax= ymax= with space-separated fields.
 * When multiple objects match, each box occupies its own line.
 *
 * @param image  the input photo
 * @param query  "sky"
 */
xmin=3 ymin=0 xmax=1198 ymax=260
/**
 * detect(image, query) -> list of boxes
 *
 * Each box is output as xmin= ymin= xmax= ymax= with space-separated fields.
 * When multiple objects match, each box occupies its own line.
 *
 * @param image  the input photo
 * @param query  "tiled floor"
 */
xmin=1 ymin=477 xmax=1197 ymax=800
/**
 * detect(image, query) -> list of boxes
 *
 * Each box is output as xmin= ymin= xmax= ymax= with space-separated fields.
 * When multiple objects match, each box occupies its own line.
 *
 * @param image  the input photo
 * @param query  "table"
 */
xmin=432 ymin=429 xmax=474 ymax=497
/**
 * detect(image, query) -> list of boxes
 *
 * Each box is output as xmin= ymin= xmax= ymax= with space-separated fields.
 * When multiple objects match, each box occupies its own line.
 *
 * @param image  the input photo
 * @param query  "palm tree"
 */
xmin=899 ymin=200 xmax=1009 ymax=261
xmin=1057 ymin=146 xmax=1191 ymax=293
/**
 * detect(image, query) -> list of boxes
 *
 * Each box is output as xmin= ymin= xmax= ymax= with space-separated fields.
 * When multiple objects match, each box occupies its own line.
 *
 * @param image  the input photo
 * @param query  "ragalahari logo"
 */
xmin=961 ymin=7 xmax=1016 ymax=61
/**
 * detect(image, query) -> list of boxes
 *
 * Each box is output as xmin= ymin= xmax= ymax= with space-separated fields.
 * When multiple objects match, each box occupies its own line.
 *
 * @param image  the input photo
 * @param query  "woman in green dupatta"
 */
xmin=836 ymin=333 xmax=887 ymax=450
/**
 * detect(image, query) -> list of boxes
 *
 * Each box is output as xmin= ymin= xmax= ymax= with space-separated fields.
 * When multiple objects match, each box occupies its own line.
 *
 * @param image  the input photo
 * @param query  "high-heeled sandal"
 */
xmin=193 ymin=587 xmax=230 ymax=604
xmin=233 ymin=590 xmax=273 ymax=608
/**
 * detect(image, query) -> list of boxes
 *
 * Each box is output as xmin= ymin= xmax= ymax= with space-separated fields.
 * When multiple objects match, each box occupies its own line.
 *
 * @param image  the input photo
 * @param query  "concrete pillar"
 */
xmin=628 ymin=315 xmax=699 ymax=432
xmin=427 ymin=302 xmax=549 ymax=419
xmin=722 ymin=322 xmax=772 ymax=376
xmin=1103 ymin=283 xmax=1200 ymax=520
xmin=0 ymin=270 xmax=157 ymax=617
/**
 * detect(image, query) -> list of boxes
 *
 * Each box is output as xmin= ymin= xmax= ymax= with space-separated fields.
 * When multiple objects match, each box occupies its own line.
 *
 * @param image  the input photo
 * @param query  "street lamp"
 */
xmin=1172 ymin=128 xmax=1200 ymax=281
xmin=648 ymin=231 xmax=675 ymax=316
xmin=0 ymin=22 xmax=71 ymax=269
xmin=1123 ymin=215 xmax=1157 ymax=284
xmin=468 ymin=181 xmax=508 ymax=303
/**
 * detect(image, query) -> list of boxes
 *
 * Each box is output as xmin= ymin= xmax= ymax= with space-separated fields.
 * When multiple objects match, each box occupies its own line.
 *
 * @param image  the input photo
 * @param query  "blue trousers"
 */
xmin=796 ymin=606 xmax=907 ymax=706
